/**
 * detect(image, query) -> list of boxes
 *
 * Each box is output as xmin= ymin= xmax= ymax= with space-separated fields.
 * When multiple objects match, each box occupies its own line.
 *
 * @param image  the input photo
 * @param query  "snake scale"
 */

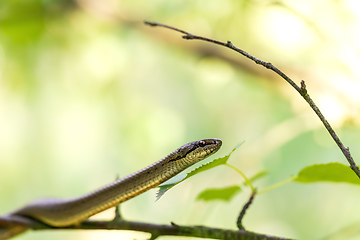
xmin=0 ymin=138 xmax=222 ymax=239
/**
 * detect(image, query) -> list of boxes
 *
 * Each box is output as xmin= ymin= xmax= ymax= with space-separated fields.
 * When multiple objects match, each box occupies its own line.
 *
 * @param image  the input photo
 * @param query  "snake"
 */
xmin=0 ymin=138 xmax=222 ymax=239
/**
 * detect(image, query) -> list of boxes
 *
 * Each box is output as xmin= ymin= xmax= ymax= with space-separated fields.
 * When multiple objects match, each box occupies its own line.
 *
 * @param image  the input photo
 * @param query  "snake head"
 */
xmin=172 ymin=138 xmax=222 ymax=163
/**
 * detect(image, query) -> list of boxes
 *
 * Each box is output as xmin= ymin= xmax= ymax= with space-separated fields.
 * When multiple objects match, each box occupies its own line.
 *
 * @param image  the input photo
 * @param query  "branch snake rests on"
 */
xmin=0 ymin=138 xmax=222 ymax=239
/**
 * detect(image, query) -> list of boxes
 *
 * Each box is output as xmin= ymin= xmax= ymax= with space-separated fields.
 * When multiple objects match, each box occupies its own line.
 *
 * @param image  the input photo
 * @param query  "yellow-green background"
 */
xmin=1 ymin=1 xmax=360 ymax=239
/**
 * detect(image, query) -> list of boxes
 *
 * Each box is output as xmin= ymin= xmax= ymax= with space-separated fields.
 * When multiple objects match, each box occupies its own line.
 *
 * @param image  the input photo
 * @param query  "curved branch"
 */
xmin=144 ymin=21 xmax=360 ymax=179
xmin=237 ymin=191 xmax=257 ymax=230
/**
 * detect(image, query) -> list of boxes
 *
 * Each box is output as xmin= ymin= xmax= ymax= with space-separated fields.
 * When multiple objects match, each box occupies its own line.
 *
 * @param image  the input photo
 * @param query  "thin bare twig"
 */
xmin=237 ymin=191 xmax=257 ymax=230
xmin=144 ymin=21 xmax=360 ymax=179
xmin=113 ymin=175 xmax=123 ymax=222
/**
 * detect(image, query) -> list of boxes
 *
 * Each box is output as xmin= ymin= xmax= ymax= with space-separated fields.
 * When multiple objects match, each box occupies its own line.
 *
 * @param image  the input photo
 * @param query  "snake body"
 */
xmin=0 ymin=138 xmax=221 ymax=238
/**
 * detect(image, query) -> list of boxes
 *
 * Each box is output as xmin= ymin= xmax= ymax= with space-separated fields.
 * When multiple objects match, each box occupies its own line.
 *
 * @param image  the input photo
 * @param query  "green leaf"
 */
xmin=294 ymin=162 xmax=360 ymax=185
xmin=156 ymin=142 xmax=244 ymax=201
xmin=196 ymin=185 xmax=241 ymax=202
xmin=248 ymin=170 xmax=268 ymax=183
xmin=196 ymin=170 xmax=267 ymax=202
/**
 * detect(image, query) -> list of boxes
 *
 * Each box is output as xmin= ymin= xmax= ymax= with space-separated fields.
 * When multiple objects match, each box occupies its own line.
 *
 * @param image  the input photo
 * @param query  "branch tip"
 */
xmin=170 ymin=222 xmax=179 ymax=227
xmin=144 ymin=21 xmax=158 ymax=27
xmin=112 ymin=205 xmax=123 ymax=222
xmin=226 ymin=41 xmax=234 ymax=47
xmin=300 ymin=80 xmax=307 ymax=95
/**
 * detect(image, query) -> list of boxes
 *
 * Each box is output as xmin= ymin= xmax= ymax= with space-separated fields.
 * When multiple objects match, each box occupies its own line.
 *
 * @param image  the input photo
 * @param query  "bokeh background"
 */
xmin=1 ymin=1 xmax=360 ymax=239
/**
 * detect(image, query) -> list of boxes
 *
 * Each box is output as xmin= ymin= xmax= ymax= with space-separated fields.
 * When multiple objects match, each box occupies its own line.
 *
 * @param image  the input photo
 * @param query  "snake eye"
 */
xmin=198 ymin=140 xmax=206 ymax=147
